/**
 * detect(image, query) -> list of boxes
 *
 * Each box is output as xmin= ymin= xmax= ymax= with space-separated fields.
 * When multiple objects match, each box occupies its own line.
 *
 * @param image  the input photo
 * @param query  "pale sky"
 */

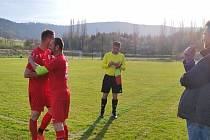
xmin=0 ymin=0 xmax=210 ymax=27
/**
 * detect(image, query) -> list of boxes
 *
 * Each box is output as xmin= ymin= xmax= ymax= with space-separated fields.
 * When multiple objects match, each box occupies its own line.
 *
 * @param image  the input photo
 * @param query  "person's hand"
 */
xmin=108 ymin=61 xmax=114 ymax=67
xmin=114 ymin=62 xmax=121 ymax=68
xmin=28 ymin=55 xmax=34 ymax=64
xmin=184 ymin=45 xmax=196 ymax=63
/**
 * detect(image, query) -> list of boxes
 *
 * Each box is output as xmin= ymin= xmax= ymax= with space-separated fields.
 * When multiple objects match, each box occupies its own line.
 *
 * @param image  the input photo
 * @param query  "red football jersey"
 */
xmin=26 ymin=47 xmax=50 ymax=93
xmin=44 ymin=54 xmax=70 ymax=100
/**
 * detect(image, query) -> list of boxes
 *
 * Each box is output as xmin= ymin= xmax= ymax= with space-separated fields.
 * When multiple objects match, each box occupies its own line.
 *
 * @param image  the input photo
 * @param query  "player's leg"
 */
xmin=53 ymin=122 xmax=65 ymax=140
xmin=29 ymin=92 xmax=44 ymax=140
xmin=100 ymin=93 xmax=109 ymax=117
xmin=111 ymin=76 xmax=122 ymax=119
xmin=100 ymin=75 xmax=111 ymax=117
xmin=38 ymin=108 xmax=52 ymax=136
xmin=111 ymin=93 xmax=119 ymax=119
xmin=52 ymin=98 xmax=70 ymax=140
xmin=29 ymin=110 xmax=41 ymax=140
xmin=63 ymin=121 xmax=68 ymax=140
xmin=38 ymin=111 xmax=52 ymax=134
xmin=38 ymin=91 xmax=53 ymax=136
xmin=63 ymin=96 xmax=70 ymax=140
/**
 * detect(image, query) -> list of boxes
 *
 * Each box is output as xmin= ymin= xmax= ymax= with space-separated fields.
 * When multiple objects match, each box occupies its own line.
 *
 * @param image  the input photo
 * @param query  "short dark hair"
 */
xmin=205 ymin=21 xmax=210 ymax=29
xmin=41 ymin=29 xmax=54 ymax=42
xmin=113 ymin=41 xmax=121 ymax=47
xmin=54 ymin=37 xmax=64 ymax=50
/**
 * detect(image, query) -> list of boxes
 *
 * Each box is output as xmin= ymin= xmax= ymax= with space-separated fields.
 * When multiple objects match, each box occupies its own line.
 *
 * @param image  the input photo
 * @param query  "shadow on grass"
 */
xmin=94 ymin=117 xmax=115 ymax=140
xmin=79 ymin=117 xmax=102 ymax=140
xmin=79 ymin=116 xmax=115 ymax=140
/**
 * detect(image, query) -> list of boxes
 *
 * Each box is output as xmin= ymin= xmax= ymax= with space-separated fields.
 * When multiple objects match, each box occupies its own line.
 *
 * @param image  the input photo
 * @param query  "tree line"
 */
xmin=62 ymin=20 xmax=204 ymax=56
xmin=1 ymin=19 xmax=204 ymax=57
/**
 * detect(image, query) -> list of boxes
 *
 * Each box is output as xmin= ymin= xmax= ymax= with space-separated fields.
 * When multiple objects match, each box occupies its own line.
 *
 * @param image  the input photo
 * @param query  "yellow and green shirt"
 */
xmin=102 ymin=52 xmax=126 ymax=76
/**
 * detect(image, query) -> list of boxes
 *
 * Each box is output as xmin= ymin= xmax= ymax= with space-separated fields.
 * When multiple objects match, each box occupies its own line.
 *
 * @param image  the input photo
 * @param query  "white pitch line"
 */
xmin=0 ymin=114 xmax=28 ymax=125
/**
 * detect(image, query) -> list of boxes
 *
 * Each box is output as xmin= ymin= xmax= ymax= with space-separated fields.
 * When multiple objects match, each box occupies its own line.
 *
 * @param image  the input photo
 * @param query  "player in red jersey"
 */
xmin=29 ymin=37 xmax=70 ymax=140
xmin=24 ymin=29 xmax=54 ymax=140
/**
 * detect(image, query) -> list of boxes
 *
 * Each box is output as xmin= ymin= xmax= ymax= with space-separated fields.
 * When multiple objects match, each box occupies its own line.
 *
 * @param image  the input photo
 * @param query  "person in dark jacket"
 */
xmin=178 ymin=21 xmax=210 ymax=140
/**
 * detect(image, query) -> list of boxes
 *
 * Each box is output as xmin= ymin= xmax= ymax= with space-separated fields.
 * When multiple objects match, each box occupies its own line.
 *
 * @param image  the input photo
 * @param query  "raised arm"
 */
xmin=183 ymin=46 xmax=196 ymax=72
xmin=24 ymin=68 xmax=38 ymax=78
xmin=28 ymin=56 xmax=49 ymax=76
xmin=180 ymin=55 xmax=210 ymax=89
xmin=120 ymin=55 xmax=126 ymax=71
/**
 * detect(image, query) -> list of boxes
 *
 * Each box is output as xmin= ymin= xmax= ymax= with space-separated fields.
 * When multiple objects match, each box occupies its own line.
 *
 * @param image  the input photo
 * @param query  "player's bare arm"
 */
xmin=24 ymin=68 xmax=38 ymax=78
xmin=113 ymin=62 xmax=121 ymax=68
xmin=28 ymin=56 xmax=49 ymax=75
xmin=28 ymin=56 xmax=39 ymax=70
xmin=108 ymin=61 xmax=114 ymax=67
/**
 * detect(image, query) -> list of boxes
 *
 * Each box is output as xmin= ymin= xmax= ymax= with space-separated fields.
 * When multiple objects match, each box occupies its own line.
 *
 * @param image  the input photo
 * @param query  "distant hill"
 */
xmin=0 ymin=18 xmax=177 ymax=40
xmin=85 ymin=22 xmax=175 ymax=35
xmin=0 ymin=18 xmax=68 ymax=40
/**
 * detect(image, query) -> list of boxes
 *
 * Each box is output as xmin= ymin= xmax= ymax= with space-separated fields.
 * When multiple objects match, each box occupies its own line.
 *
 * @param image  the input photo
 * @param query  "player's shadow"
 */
xmin=94 ymin=117 xmax=114 ymax=140
xmin=79 ymin=116 xmax=115 ymax=140
xmin=79 ymin=117 xmax=102 ymax=140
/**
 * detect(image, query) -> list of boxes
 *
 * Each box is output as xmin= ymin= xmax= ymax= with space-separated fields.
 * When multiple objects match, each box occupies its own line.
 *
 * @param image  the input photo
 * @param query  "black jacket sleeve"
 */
xmin=183 ymin=60 xmax=195 ymax=72
xmin=180 ymin=55 xmax=210 ymax=89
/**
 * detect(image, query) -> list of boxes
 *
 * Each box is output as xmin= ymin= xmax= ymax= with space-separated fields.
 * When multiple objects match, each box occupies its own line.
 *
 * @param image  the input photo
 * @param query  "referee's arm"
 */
xmin=102 ymin=54 xmax=109 ymax=69
xmin=120 ymin=56 xmax=126 ymax=71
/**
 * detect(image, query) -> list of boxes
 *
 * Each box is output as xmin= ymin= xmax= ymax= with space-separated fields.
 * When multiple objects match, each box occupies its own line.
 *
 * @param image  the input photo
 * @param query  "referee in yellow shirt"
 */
xmin=100 ymin=41 xmax=126 ymax=119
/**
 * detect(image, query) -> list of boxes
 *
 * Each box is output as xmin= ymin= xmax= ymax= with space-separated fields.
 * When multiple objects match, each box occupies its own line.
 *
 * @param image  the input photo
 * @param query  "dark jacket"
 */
xmin=178 ymin=49 xmax=210 ymax=126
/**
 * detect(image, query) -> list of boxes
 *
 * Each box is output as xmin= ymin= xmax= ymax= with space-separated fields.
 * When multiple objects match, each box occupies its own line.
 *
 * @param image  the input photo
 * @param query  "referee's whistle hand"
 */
xmin=28 ymin=56 xmax=34 ymax=63
xmin=108 ymin=61 xmax=114 ymax=67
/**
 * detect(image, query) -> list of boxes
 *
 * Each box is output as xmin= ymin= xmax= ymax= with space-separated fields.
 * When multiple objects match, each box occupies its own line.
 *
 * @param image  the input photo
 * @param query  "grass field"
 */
xmin=0 ymin=58 xmax=187 ymax=140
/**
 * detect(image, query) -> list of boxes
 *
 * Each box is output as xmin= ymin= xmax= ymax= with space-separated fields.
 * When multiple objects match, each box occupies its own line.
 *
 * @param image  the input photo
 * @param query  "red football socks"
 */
xmin=56 ymin=130 xmax=65 ymax=140
xmin=64 ymin=124 xmax=69 ymax=140
xmin=39 ymin=112 xmax=52 ymax=132
xmin=29 ymin=119 xmax=37 ymax=140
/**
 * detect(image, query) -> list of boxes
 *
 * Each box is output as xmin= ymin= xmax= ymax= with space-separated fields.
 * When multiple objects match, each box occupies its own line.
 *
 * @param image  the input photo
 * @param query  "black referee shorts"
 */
xmin=101 ymin=74 xmax=122 ymax=93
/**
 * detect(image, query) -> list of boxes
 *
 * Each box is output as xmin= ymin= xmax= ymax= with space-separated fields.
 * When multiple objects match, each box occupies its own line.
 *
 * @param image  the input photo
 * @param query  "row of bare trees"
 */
xmin=62 ymin=20 xmax=204 ymax=56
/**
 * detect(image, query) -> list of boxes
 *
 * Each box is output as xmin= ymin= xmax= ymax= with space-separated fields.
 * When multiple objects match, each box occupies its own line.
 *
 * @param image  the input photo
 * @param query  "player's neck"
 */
xmin=54 ymin=51 xmax=62 ymax=56
xmin=39 ymin=43 xmax=47 ymax=50
xmin=112 ymin=51 xmax=119 ymax=55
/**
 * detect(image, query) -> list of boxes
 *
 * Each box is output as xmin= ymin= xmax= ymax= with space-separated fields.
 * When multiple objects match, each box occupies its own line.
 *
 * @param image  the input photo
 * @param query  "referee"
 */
xmin=100 ymin=41 xmax=126 ymax=119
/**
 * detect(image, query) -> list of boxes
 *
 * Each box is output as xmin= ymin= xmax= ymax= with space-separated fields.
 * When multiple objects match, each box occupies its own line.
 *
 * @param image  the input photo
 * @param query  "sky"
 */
xmin=0 ymin=0 xmax=210 ymax=27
